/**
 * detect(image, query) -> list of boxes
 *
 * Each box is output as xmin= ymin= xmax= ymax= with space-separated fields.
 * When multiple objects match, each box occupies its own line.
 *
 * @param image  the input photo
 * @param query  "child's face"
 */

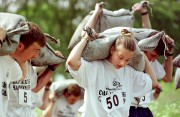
xmin=65 ymin=93 xmax=80 ymax=105
xmin=17 ymin=42 xmax=42 ymax=62
xmin=144 ymin=50 xmax=159 ymax=62
xmin=108 ymin=45 xmax=134 ymax=69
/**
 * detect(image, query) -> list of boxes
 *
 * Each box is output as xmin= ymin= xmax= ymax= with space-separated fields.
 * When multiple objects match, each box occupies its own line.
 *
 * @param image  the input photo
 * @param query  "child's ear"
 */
xmin=110 ymin=46 xmax=115 ymax=54
xmin=17 ymin=42 xmax=25 ymax=50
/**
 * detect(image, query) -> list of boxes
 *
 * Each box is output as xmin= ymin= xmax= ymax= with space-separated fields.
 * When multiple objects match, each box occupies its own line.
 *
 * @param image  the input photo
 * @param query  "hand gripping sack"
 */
xmin=68 ymin=8 xmax=135 ymax=50
xmin=0 ymin=12 xmax=29 ymax=55
xmin=82 ymin=27 xmax=158 ymax=72
xmin=138 ymin=31 xmax=173 ymax=59
xmin=31 ymin=34 xmax=66 ymax=66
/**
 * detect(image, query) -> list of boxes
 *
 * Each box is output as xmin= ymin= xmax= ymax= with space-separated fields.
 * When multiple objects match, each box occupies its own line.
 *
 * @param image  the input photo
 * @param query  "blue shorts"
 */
xmin=129 ymin=106 xmax=154 ymax=117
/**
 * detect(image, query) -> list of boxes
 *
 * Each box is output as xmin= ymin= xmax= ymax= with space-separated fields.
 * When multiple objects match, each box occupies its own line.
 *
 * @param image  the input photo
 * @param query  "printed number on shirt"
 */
xmin=139 ymin=93 xmax=151 ymax=105
xmin=19 ymin=89 xmax=31 ymax=105
xmin=101 ymin=90 xmax=123 ymax=113
xmin=141 ymin=96 xmax=145 ymax=101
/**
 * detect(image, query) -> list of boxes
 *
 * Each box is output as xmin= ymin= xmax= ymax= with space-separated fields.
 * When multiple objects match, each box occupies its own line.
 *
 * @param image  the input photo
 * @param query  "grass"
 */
xmin=36 ymin=79 xmax=180 ymax=117
xmin=149 ymin=80 xmax=180 ymax=117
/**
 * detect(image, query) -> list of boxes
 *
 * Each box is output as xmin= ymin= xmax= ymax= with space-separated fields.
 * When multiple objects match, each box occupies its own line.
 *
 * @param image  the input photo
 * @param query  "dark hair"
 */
xmin=20 ymin=22 xmax=46 ymax=49
xmin=149 ymin=32 xmax=165 ymax=55
xmin=63 ymin=84 xmax=81 ymax=97
xmin=113 ymin=29 xmax=136 ymax=52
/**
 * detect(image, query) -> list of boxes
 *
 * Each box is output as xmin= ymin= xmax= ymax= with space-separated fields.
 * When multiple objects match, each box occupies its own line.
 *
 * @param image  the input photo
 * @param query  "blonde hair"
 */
xmin=113 ymin=29 xmax=136 ymax=51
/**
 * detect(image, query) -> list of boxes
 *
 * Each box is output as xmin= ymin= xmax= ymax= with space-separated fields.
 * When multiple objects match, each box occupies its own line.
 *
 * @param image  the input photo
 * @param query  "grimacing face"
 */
xmin=19 ymin=42 xmax=42 ymax=62
xmin=144 ymin=50 xmax=159 ymax=62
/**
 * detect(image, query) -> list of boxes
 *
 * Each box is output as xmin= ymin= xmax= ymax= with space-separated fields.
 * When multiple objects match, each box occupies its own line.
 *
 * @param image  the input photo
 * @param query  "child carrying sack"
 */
xmin=51 ymin=79 xmax=84 ymax=98
xmin=68 ymin=8 xmax=135 ymax=50
xmin=82 ymin=27 xmax=158 ymax=72
xmin=0 ymin=12 xmax=65 ymax=66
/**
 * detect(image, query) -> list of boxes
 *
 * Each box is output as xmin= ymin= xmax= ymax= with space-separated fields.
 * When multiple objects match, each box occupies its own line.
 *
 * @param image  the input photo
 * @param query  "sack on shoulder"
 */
xmin=68 ymin=8 xmax=135 ymax=50
xmin=31 ymin=34 xmax=66 ymax=66
xmin=0 ymin=12 xmax=29 ymax=55
xmin=82 ymin=27 xmax=158 ymax=72
xmin=0 ymin=12 xmax=65 ymax=66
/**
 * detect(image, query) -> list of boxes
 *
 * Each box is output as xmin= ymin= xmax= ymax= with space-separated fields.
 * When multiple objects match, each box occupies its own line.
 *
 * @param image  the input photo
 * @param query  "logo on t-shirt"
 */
xmin=113 ymin=78 xmax=122 ymax=89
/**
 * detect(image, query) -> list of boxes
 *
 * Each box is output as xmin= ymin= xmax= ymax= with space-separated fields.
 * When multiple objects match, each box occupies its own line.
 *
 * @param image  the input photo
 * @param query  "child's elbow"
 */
xmin=66 ymin=59 xmax=80 ymax=71
xmin=66 ymin=59 xmax=74 ymax=67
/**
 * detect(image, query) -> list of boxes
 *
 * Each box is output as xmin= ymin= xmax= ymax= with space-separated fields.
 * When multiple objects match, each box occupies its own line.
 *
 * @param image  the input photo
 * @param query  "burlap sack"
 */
xmin=68 ymin=8 xmax=135 ymax=50
xmin=0 ymin=12 xmax=29 ymax=55
xmin=173 ymin=54 xmax=180 ymax=68
xmin=0 ymin=12 xmax=66 ymax=66
xmin=31 ymin=43 xmax=66 ymax=66
xmin=82 ymin=27 xmax=157 ymax=71
xmin=175 ymin=68 xmax=180 ymax=89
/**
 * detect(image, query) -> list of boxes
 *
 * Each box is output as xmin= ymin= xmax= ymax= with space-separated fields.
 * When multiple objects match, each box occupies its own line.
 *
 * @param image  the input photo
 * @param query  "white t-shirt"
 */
xmin=131 ymin=59 xmax=165 ymax=107
xmin=52 ymin=95 xmax=83 ymax=117
xmin=31 ymin=91 xmax=43 ymax=117
xmin=68 ymin=58 xmax=152 ymax=117
xmin=0 ymin=55 xmax=22 ymax=117
xmin=6 ymin=62 xmax=38 ymax=117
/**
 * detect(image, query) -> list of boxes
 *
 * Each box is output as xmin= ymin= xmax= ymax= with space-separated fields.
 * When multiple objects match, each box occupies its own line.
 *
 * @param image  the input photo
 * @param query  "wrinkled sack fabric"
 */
xmin=68 ymin=8 xmax=135 ymax=50
xmin=0 ymin=12 xmax=66 ymax=66
xmin=0 ymin=12 xmax=29 ymax=55
xmin=82 ymin=27 xmax=159 ymax=72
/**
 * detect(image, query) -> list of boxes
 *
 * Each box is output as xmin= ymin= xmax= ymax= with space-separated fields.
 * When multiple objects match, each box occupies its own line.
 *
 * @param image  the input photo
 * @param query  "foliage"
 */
xmin=0 ymin=0 xmax=180 ymax=78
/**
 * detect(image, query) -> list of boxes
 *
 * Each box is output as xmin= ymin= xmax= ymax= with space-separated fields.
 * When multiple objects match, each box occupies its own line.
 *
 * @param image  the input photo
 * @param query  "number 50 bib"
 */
xmin=101 ymin=90 xmax=123 ymax=113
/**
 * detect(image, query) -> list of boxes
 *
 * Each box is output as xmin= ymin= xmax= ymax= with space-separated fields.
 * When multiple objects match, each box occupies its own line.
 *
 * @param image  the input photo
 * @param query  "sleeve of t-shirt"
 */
xmin=131 ymin=68 xmax=152 ymax=97
xmin=150 ymin=60 xmax=165 ymax=80
xmin=68 ymin=58 xmax=95 ymax=88
xmin=9 ymin=61 xmax=22 ymax=82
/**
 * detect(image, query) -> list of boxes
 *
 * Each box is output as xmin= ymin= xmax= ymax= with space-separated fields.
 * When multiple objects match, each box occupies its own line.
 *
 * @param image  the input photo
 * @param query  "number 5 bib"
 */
xmin=101 ymin=90 xmax=123 ymax=113
xmin=19 ymin=89 xmax=31 ymax=106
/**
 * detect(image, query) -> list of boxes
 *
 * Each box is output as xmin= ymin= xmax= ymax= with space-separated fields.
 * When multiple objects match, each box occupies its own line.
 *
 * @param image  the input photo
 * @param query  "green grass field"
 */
xmin=149 ymin=81 xmax=180 ymax=117
xmin=36 ymin=80 xmax=180 ymax=117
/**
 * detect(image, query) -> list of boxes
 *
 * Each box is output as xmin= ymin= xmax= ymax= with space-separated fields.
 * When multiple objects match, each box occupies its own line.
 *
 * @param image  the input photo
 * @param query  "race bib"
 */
xmin=19 ymin=89 xmax=31 ymax=105
xmin=101 ymin=90 xmax=123 ymax=113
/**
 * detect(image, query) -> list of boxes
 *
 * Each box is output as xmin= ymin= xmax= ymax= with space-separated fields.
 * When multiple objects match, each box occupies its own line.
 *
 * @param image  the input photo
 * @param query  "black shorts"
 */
xmin=129 ymin=106 xmax=154 ymax=117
